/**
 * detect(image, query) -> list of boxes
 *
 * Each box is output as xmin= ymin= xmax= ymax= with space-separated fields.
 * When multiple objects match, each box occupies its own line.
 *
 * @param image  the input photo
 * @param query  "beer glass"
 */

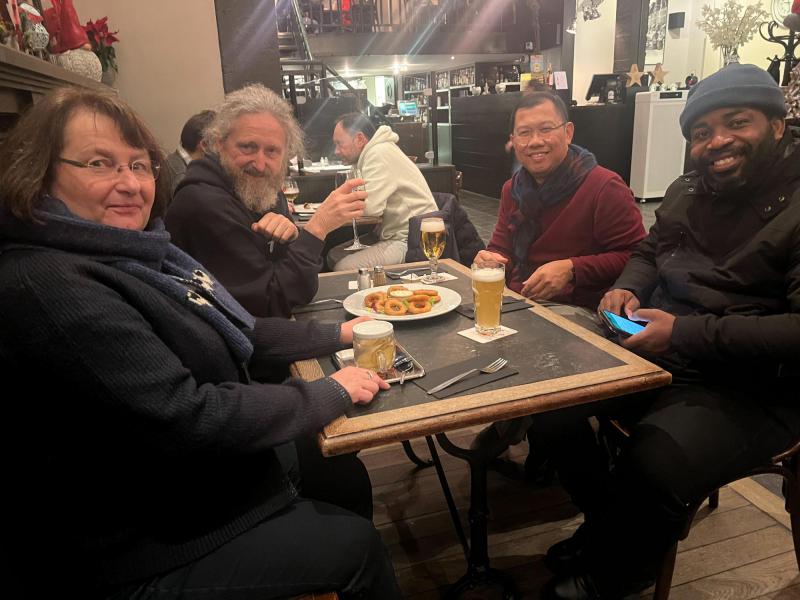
xmin=353 ymin=321 xmax=395 ymax=375
xmin=420 ymin=217 xmax=446 ymax=283
xmin=282 ymin=176 xmax=299 ymax=206
xmin=471 ymin=261 xmax=505 ymax=335
xmin=335 ymin=166 xmax=369 ymax=252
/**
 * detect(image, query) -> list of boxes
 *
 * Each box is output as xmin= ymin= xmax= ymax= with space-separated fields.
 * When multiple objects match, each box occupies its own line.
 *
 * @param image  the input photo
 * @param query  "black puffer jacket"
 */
xmin=614 ymin=131 xmax=800 ymax=380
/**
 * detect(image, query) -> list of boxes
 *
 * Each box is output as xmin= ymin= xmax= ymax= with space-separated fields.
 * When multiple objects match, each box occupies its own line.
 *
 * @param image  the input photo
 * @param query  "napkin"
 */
xmin=292 ymin=293 xmax=350 ymax=315
xmin=413 ymin=355 xmax=517 ymax=399
xmin=455 ymin=296 xmax=533 ymax=319
xmin=457 ymin=326 xmax=518 ymax=343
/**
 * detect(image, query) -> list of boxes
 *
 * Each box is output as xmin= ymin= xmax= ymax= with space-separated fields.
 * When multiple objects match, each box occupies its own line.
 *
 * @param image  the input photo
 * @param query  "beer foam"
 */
xmin=472 ymin=268 xmax=505 ymax=282
xmin=420 ymin=219 xmax=445 ymax=233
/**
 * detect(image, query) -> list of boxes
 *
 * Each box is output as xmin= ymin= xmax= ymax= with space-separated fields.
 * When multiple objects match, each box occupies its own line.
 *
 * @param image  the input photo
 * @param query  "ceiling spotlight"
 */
xmin=392 ymin=65 xmax=401 ymax=75
xmin=450 ymin=55 xmax=455 ymax=60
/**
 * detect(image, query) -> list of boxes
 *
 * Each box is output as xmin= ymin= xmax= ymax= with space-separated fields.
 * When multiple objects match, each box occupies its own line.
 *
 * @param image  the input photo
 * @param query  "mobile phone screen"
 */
xmin=602 ymin=310 xmax=646 ymax=336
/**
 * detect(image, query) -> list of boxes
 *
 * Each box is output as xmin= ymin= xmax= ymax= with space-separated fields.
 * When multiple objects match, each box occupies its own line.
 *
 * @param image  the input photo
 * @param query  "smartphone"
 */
xmin=600 ymin=310 xmax=646 ymax=337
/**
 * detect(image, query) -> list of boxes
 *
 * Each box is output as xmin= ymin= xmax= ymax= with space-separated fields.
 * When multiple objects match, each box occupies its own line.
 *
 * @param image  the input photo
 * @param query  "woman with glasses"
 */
xmin=0 ymin=87 xmax=399 ymax=599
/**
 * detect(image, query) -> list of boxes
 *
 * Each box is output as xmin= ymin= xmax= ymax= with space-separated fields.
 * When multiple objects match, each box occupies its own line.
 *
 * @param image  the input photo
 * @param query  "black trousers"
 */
xmin=531 ymin=378 xmax=800 ymax=593
xmin=110 ymin=499 xmax=401 ymax=600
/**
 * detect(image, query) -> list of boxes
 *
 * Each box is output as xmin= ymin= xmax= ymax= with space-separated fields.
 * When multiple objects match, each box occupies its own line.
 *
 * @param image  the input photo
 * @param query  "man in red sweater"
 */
xmin=475 ymin=91 xmax=645 ymax=309
xmin=472 ymin=91 xmax=646 ymax=456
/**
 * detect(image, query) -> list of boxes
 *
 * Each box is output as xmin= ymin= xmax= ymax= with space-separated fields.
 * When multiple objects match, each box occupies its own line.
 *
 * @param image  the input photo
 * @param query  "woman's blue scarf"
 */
xmin=2 ymin=197 xmax=255 ymax=364
xmin=509 ymin=144 xmax=597 ymax=281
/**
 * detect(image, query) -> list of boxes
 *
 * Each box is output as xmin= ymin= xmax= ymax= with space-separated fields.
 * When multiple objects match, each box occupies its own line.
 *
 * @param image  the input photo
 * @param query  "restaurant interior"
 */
xmin=2 ymin=0 xmax=799 ymax=599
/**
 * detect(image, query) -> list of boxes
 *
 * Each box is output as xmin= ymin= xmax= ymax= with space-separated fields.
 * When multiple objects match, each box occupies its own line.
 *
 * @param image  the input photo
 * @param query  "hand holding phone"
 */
xmin=600 ymin=310 xmax=646 ymax=337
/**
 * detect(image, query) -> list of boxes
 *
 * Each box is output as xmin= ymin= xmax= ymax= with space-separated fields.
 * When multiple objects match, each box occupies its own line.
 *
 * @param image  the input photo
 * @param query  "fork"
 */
xmin=426 ymin=358 xmax=508 ymax=395
xmin=386 ymin=267 xmax=431 ymax=280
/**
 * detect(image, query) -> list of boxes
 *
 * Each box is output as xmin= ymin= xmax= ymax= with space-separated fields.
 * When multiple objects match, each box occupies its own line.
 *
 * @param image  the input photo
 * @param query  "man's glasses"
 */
xmin=58 ymin=157 xmax=161 ymax=181
xmin=512 ymin=122 xmax=568 ymax=143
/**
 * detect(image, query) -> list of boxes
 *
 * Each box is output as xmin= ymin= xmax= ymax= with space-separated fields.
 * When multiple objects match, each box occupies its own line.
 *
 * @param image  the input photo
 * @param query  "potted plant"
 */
xmin=697 ymin=0 xmax=768 ymax=66
xmin=84 ymin=16 xmax=118 ymax=84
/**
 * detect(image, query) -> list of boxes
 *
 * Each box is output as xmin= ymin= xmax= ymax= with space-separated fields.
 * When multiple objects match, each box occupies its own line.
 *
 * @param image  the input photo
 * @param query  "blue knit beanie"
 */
xmin=679 ymin=63 xmax=787 ymax=139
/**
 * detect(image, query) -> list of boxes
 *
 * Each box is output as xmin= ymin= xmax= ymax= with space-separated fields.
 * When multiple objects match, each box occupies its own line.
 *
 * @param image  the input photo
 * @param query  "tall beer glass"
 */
xmin=471 ymin=261 xmax=505 ymax=335
xmin=420 ymin=217 xmax=446 ymax=283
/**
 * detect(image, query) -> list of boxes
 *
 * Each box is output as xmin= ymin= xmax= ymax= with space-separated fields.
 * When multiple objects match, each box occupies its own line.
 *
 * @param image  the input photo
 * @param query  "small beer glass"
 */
xmin=471 ymin=261 xmax=505 ymax=335
xmin=353 ymin=320 xmax=396 ymax=375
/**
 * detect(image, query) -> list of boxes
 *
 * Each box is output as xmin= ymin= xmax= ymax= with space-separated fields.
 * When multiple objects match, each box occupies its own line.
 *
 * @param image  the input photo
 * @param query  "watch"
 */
xmin=772 ymin=0 xmax=792 ymax=24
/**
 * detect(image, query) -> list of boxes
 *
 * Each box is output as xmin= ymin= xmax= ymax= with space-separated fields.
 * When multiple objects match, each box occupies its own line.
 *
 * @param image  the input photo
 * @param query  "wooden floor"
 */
xmin=361 ymin=428 xmax=800 ymax=599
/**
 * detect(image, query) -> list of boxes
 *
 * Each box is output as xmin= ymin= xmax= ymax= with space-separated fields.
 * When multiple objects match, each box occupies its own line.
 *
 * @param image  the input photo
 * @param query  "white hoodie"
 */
xmin=356 ymin=125 xmax=438 ymax=243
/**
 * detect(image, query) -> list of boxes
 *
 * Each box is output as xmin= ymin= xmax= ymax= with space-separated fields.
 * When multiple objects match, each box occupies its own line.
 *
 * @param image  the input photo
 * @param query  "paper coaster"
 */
xmin=348 ymin=280 xmax=358 ymax=290
xmin=401 ymin=272 xmax=459 ymax=282
xmin=457 ymin=325 xmax=518 ymax=343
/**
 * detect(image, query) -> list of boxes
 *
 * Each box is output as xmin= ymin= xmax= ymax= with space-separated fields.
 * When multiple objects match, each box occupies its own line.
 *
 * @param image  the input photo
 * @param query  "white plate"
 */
xmin=294 ymin=202 xmax=322 ymax=214
xmin=343 ymin=284 xmax=462 ymax=322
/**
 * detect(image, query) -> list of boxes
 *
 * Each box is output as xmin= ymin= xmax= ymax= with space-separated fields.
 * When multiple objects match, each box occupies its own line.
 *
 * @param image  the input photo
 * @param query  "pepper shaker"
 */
xmin=372 ymin=265 xmax=386 ymax=287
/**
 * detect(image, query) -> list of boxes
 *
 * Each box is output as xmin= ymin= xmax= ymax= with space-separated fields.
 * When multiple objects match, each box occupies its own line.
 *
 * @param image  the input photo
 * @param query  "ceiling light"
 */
xmin=392 ymin=65 xmax=401 ymax=75
xmin=450 ymin=56 xmax=455 ymax=60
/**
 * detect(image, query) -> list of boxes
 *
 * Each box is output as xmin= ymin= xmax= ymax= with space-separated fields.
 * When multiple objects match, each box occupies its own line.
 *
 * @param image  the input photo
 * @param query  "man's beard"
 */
xmin=695 ymin=133 xmax=779 ymax=193
xmin=220 ymin=153 xmax=282 ymax=213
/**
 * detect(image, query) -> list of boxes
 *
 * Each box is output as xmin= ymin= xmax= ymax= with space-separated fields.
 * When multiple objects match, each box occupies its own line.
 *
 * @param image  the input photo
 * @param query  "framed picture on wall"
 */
xmin=645 ymin=0 xmax=668 ymax=65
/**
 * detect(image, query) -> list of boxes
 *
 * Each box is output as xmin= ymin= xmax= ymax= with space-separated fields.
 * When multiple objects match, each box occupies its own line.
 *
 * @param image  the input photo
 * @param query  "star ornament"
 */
xmin=626 ymin=64 xmax=645 ymax=87
xmin=650 ymin=63 xmax=669 ymax=84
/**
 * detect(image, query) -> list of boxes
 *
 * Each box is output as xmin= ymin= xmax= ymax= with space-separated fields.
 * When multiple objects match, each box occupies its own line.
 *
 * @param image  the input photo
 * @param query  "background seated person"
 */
xmin=164 ymin=108 xmax=216 ymax=195
xmin=327 ymin=112 xmax=438 ymax=271
xmin=474 ymin=91 xmax=645 ymax=309
xmin=166 ymin=84 xmax=366 ymax=318
xmin=0 ymin=86 xmax=400 ymax=600
xmin=537 ymin=64 xmax=800 ymax=600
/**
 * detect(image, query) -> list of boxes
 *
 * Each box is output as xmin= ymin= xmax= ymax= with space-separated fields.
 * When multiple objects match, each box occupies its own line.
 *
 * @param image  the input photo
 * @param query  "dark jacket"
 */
xmin=166 ymin=155 xmax=323 ymax=318
xmin=0 ymin=206 xmax=349 ymax=590
xmin=614 ymin=131 xmax=800 ymax=380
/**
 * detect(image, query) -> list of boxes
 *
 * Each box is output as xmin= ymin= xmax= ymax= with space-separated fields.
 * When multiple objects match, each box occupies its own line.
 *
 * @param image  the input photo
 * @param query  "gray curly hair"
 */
xmin=204 ymin=83 xmax=305 ymax=165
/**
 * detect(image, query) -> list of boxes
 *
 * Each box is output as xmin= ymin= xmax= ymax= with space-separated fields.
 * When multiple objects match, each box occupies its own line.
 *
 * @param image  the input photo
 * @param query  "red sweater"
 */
xmin=487 ymin=166 xmax=646 ymax=309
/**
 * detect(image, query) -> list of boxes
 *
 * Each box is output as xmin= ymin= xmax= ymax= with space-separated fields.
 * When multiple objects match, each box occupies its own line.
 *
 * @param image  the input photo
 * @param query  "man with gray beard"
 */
xmin=166 ymin=84 xmax=366 ymax=319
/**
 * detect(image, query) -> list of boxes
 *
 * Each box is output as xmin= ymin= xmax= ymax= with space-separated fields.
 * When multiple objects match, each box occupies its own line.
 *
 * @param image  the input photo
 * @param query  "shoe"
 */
xmin=544 ymin=524 xmax=589 ymax=574
xmin=541 ymin=570 xmax=655 ymax=600
xmin=540 ymin=572 xmax=602 ymax=600
xmin=469 ymin=424 xmax=510 ymax=455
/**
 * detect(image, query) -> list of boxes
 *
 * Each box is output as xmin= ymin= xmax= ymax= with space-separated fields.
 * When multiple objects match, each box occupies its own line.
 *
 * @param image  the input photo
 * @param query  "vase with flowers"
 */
xmin=84 ymin=17 xmax=118 ymax=84
xmin=697 ymin=0 xmax=769 ymax=66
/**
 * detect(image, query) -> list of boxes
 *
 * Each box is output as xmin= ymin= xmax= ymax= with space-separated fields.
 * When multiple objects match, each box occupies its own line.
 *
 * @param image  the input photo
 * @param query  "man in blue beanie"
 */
xmin=536 ymin=63 xmax=800 ymax=599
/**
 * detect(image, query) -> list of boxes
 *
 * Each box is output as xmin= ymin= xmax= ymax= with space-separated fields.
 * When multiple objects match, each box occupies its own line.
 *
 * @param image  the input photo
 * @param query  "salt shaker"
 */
xmin=372 ymin=265 xmax=386 ymax=287
xmin=357 ymin=267 xmax=373 ymax=290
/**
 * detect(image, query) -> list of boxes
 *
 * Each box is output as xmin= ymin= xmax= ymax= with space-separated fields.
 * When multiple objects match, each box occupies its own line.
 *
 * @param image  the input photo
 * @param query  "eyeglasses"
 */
xmin=58 ymin=157 xmax=161 ymax=181
xmin=512 ymin=122 xmax=568 ymax=143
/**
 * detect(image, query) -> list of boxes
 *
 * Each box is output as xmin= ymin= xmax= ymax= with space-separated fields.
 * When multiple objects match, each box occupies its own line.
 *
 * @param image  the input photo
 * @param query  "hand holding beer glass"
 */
xmin=420 ymin=217 xmax=446 ymax=284
xmin=335 ymin=167 xmax=369 ymax=251
xmin=471 ymin=261 xmax=505 ymax=335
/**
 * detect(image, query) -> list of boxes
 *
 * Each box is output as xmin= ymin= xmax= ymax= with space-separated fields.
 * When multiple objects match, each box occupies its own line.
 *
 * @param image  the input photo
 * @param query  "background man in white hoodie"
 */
xmin=328 ymin=113 xmax=438 ymax=270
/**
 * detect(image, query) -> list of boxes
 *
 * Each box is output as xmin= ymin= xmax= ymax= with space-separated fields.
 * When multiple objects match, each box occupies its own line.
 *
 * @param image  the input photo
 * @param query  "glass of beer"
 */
xmin=353 ymin=321 xmax=396 ymax=375
xmin=471 ymin=261 xmax=505 ymax=335
xmin=420 ymin=217 xmax=446 ymax=283
xmin=282 ymin=176 xmax=299 ymax=206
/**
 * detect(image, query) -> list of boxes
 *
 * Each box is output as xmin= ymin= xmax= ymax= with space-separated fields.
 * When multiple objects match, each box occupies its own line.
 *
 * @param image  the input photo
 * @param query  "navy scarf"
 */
xmin=509 ymin=144 xmax=597 ymax=280
xmin=0 ymin=197 xmax=255 ymax=364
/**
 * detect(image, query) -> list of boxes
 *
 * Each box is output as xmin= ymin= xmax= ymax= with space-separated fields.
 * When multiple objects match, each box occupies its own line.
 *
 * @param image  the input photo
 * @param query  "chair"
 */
xmin=604 ymin=420 xmax=800 ymax=599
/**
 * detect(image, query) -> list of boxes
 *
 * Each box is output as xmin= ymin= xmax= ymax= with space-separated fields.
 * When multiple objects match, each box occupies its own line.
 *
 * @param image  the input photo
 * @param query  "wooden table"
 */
xmin=292 ymin=259 xmax=671 ymax=597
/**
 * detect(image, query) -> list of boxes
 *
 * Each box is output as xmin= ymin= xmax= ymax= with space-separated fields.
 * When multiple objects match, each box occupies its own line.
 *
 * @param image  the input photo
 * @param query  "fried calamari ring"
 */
xmin=407 ymin=299 xmax=432 ymax=314
xmin=429 ymin=294 xmax=441 ymax=303
xmin=407 ymin=294 xmax=433 ymax=304
xmin=384 ymin=298 xmax=408 ymax=316
xmin=415 ymin=289 xmax=439 ymax=296
xmin=374 ymin=300 xmax=386 ymax=313
xmin=364 ymin=291 xmax=387 ymax=308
